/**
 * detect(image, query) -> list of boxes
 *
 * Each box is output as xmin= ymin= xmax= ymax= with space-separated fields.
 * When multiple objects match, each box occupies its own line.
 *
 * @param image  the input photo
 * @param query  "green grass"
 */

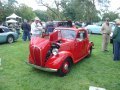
xmin=0 ymin=35 xmax=120 ymax=90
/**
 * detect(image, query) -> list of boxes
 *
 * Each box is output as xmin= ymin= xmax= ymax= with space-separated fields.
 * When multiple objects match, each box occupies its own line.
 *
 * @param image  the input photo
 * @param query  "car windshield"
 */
xmin=58 ymin=29 xmax=76 ymax=39
xmin=3 ymin=28 xmax=10 ymax=32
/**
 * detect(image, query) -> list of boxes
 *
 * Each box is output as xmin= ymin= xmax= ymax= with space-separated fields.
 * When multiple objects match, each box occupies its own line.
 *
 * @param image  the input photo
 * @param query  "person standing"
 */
xmin=21 ymin=19 xmax=31 ymax=41
xmin=112 ymin=19 xmax=120 ymax=61
xmin=67 ymin=20 xmax=73 ymax=27
xmin=31 ymin=17 xmax=43 ymax=37
xmin=15 ymin=23 xmax=20 ymax=36
xmin=101 ymin=18 xmax=112 ymax=52
xmin=45 ymin=20 xmax=54 ymax=35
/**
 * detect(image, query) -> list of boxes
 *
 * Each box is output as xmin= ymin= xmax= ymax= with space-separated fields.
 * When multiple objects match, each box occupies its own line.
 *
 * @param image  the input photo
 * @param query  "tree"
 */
xmin=97 ymin=0 xmax=110 ymax=12
xmin=0 ymin=0 xmax=4 ymax=22
xmin=0 ymin=0 xmax=18 ymax=22
xmin=61 ymin=0 xmax=76 ymax=20
xmin=102 ymin=11 xmax=119 ymax=21
xmin=34 ymin=10 xmax=48 ymax=21
xmin=61 ymin=0 xmax=100 ymax=22
xmin=15 ymin=4 xmax=36 ymax=21
xmin=36 ymin=0 xmax=61 ymax=20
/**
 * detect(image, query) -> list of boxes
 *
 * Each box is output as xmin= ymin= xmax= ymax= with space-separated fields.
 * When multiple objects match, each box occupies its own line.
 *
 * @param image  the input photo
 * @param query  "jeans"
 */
xmin=113 ymin=41 xmax=120 ymax=60
xmin=22 ymin=31 xmax=30 ymax=41
xmin=16 ymin=29 xmax=20 ymax=35
xmin=46 ymin=27 xmax=54 ymax=34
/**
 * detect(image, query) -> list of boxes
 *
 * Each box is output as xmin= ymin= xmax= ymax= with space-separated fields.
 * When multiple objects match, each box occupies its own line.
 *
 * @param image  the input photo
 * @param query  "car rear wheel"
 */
xmin=58 ymin=58 xmax=72 ymax=77
xmin=7 ymin=35 xmax=14 ymax=44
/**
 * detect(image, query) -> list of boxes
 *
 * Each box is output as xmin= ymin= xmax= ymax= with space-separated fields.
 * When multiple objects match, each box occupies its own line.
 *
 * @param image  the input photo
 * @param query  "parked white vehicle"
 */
xmin=85 ymin=22 xmax=115 ymax=34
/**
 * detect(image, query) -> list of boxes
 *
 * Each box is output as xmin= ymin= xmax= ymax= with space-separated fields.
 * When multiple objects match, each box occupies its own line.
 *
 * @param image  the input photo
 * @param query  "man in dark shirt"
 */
xmin=112 ymin=19 xmax=120 ymax=60
xmin=45 ymin=20 xmax=54 ymax=35
xmin=21 ymin=19 xmax=31 ymax=41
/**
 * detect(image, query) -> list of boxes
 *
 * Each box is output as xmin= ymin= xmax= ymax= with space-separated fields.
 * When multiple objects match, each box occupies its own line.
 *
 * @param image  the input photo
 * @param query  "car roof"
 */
xmin=0 ymin=26 xmax=8 ymax=29
xmin=55 ymin=27 xmax=86 ymax=32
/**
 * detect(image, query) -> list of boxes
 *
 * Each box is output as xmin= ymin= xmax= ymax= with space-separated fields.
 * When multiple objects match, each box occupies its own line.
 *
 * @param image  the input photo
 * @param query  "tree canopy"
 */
xmin=0 ymin=0 xmax=119 ymax=23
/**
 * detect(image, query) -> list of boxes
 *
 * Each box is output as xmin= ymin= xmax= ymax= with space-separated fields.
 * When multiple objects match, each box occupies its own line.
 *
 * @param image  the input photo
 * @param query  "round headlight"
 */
xmin=52 ymin=48 xmax=58 ymax=56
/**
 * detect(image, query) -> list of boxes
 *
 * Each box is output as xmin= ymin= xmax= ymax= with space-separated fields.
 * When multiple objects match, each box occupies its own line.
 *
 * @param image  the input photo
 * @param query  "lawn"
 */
xmin=0 ymin=35 xmax=120 ymax=90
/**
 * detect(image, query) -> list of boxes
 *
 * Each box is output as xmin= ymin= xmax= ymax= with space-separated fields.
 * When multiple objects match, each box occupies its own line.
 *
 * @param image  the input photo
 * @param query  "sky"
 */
xmin=110 ymin=0 xmax=120 ymax=11
xmin=16 ymin=0 xmax=120 ymax=11
xmin=17 ymin=0 xmax=55 ymax=10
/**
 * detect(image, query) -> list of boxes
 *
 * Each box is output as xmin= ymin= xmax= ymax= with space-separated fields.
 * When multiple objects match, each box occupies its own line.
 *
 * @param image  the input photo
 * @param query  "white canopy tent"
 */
xmin=6 ymin=13 xmax=21 ymax=19
xmin=6 ymin=13 xmax=22 ymax=24
xmin=6 ymin=19 xmax=17 ymax=23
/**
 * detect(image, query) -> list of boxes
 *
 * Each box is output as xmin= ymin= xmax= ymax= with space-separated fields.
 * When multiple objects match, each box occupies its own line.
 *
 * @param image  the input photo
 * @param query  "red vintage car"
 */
xmin=27 ymin=27 xmax=94 ymax=76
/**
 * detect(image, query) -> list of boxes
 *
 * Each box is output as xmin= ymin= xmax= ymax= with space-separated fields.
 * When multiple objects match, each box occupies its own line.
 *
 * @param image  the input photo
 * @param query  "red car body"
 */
xmin=27 ymin=27 xmax=93 ymax=76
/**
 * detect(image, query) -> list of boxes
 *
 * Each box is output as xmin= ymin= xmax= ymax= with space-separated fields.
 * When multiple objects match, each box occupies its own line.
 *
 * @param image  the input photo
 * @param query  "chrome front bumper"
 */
xmin=26 ymin=62 xmax=58 ymax=72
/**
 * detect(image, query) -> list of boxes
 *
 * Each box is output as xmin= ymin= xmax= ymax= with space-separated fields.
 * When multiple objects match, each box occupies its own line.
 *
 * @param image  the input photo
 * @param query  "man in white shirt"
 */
xmin=31 ymin=17 xmax=43 ymax=37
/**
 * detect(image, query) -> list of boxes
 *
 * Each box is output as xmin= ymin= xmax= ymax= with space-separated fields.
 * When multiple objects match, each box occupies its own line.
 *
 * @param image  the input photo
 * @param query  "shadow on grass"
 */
xmin=0 ymin=40 xmax=20 ymax=45
xmin=30 ymin=67 xmax=58 ymax=77
xmin=29 ymin=56 xmax=91 ymax=77
xmin=0 ymin=42 xmax=9 ymax=45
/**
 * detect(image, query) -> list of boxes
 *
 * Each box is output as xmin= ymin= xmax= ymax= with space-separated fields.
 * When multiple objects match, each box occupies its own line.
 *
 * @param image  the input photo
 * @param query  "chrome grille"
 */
xmin=30 ymin=45 xmax=43 ymax=66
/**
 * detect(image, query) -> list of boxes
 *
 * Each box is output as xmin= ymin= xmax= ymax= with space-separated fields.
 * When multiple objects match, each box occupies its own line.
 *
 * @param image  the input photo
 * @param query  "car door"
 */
xmin=0 ymin=28 xmax=6 ymax=43
xmin=49 ymin=30 xmax=59 ymax=42
xmin=74 ymin=30 xmax=88 ymax=61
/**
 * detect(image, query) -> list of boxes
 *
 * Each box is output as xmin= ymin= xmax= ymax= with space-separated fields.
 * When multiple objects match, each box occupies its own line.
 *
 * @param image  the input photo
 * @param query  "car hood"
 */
xmin=30 ymin=37 xmax=50 ymax=49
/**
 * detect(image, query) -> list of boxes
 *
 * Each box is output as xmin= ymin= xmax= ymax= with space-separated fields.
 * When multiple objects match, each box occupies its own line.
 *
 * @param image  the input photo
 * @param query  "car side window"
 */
xmin=4 ymin=28 xmax=9 ymax=32
xmin=77 ymin=31 xmax=86 ymax=41
xmin=0 ymin=28 xmax=4 ymax=33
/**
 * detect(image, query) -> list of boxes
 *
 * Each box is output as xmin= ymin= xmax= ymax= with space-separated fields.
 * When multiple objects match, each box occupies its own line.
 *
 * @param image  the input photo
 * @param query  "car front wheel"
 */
xmin=7 ymin=35 xmax=14 ymax=44
xmin=58 ymin=59 xmax=71 ymax=77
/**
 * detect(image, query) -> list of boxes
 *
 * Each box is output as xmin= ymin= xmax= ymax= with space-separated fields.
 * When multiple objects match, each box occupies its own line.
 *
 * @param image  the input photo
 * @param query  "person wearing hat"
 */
xmin=31 ymin=17 xmax=43 ymax=37
xmin=112 ymin=19 xmax=120 ymax=61
xmin=101 ymin=18 xmax=112 ymax=52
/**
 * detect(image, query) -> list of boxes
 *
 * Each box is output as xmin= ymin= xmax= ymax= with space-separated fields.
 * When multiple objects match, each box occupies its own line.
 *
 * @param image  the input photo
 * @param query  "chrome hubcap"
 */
xmin=64 ymin=63 xmax=69 ymax=70
xmin=8 ymin=37 xmax=13 ymax=43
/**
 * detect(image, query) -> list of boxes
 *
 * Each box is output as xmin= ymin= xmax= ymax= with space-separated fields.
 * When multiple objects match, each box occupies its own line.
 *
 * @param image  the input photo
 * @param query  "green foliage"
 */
xmin=0 ymin=35 xmax=120 ymax=90
xmin=0 ymin=0 xmax=119 ymax=23
xmin=42 ymin=8 xmax=63 ymax=21
xmin=47 ymin=8 xmax=57 ymax=20
xmin=34 ymin=10 xmax=48 ymax=21
xmin=0 ymin=1 xmax=35 ymax=22
xmin=61 ymin=0 xmax=76 ymax=20
xmin=15 ymin=4 xmax=36 ymax=21
xmin=61 ymin=0 xmax=100 ymax=22
xmin=0 ymin=0 xmax=17 ymax=22
xmin=102 ymin=11 xmax=119 ymax=21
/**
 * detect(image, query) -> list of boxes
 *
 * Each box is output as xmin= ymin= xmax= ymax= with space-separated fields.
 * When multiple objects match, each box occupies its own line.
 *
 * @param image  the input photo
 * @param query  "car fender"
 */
xmin=13 ymin=33 xmax=19 ymax=40
xmin=0 ymin=33 xmax=7 ymax=42
xmin=87 ymin=41 xmax=94 ymax=51
xmin=45 ymin=51 xmax=73 ymax=69
xmin=6 ymin=34 xmax=14 ymax=40
xmin=7 ymin=32 xmax=18 ymax=41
